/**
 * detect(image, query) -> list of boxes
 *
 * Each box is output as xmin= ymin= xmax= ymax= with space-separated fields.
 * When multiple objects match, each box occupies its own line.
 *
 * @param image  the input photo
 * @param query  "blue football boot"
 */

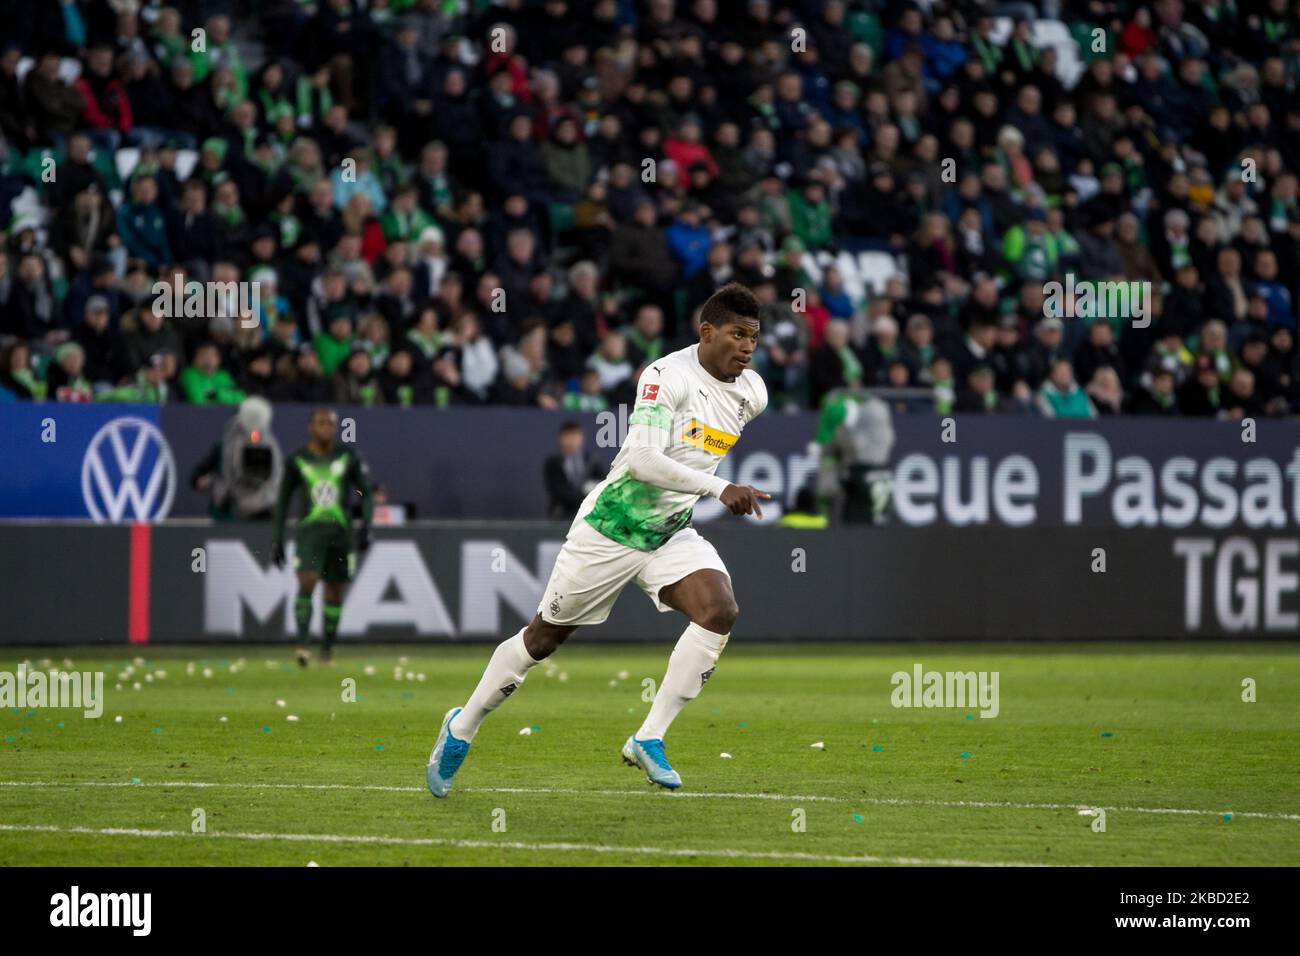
xmin=426 ymin=707 xmax=471 ymax=798
xmin=621 ymin=735 xmax=682 ymax=789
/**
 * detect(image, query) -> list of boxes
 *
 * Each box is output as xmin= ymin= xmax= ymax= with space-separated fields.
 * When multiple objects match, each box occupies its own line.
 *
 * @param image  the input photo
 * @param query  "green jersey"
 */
xmin=273 ymin=445 xmax=374 ymax=544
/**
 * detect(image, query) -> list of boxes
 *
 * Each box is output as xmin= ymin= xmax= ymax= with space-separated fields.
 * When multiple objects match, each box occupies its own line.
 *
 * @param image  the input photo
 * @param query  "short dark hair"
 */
xmin=700 ymin=282 xmax=760 ymax=329
xmin=559 ymin=420 xmax=583 ymax=435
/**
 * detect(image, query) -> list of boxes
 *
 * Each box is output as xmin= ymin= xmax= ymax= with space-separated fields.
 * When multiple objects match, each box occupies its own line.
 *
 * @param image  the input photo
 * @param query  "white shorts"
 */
xmin=538 ymin=518 xmax=730 ymax=626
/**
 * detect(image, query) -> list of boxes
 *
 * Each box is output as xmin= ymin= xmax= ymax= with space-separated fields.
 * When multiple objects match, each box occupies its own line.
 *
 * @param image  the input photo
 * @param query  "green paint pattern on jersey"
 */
xmin=629 ymin=403 xmax=673 ymax=431
xmin=584 ymin=472 xmax=691 ymax=552
xmin=296 ymin=456 xmax=349 ymax=526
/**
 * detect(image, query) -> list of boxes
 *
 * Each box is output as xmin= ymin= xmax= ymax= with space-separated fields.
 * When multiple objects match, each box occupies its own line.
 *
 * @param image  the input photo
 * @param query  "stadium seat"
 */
xmin=175 ymin=149 xmax=199 ymax=182
xmin=115 ymin=148 xmax=141 ymax=184
xmin=858 ymin=252 xmax=904 ymax=297
xmin=10 ymin=185 xmax=49 ymax=230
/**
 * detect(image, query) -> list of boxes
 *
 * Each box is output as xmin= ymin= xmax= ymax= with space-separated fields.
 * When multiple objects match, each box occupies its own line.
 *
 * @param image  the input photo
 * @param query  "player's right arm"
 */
xmin=623 ymin=366 xmax=769 ymax=516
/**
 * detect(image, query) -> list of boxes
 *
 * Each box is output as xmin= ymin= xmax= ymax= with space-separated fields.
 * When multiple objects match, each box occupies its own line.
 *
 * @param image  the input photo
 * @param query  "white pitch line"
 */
xmin=1 ymin=779 xmax=1297 ymax=822
xmin=0 ymin=822 xmax=1040 ymax=867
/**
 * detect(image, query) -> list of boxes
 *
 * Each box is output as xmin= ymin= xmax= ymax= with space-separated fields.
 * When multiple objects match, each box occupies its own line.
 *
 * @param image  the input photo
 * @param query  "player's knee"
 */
xmin=524 ymin=617 xmax=574 ymax=659
xmin=698 ymin=598 xmax=739 ymax=635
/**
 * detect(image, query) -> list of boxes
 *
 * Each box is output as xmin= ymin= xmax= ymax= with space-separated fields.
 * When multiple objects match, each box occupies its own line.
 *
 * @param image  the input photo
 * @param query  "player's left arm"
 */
xmin=348 ymin=450 xmax=375 ymax=551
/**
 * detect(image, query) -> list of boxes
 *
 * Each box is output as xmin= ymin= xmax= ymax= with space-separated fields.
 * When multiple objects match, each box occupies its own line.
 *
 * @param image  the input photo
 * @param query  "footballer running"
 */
xmin=272 ymin=407 xmax=375 ymax=665
xmin=427 ymin=283 xmax=770 ymax=795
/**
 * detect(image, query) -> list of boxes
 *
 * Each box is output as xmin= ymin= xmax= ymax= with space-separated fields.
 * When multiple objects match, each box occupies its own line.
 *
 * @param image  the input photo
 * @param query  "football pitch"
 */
xmin=1 ymin=643 xmax=1297 ymax=867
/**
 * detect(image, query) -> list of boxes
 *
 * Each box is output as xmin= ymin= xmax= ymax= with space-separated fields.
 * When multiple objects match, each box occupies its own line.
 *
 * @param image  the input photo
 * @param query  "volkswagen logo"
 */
xmin=80 ymin=416 xmax=176 ymax=523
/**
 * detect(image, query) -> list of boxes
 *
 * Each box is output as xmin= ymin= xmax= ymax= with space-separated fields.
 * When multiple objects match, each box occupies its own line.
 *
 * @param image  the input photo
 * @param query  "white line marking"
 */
xmin=0 ymin=822 xmax=1041 ymax=867
xmin=1 ymin=779 xmax=1296 ymax=821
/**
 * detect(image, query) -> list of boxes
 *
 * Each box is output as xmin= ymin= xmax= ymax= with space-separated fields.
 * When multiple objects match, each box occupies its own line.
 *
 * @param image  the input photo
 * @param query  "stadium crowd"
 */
xmin=3 ymin=0 xmax=1300 ymax=418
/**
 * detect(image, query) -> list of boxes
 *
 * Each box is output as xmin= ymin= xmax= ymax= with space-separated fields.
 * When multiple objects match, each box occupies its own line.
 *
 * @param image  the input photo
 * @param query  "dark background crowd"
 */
xmin=3 ymin=0 xmax=1300 ymax=420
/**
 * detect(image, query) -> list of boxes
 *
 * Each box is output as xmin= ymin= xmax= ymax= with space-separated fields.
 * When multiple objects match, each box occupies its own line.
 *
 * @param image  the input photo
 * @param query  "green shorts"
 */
xmin=294 ymin=522 xmax=355 ymax=582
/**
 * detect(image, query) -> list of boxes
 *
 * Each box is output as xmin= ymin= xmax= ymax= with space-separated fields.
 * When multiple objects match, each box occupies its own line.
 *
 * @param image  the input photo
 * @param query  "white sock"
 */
xmin=450 ymin=629 xmax=538 ymax=742
xmin=636 ymin=622 xmax=728 ymax=741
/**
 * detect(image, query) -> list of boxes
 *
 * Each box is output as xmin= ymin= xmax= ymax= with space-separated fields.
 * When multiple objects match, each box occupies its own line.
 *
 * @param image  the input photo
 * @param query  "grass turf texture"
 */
xmin=1 ymin=643 xmax=1297 ymax=867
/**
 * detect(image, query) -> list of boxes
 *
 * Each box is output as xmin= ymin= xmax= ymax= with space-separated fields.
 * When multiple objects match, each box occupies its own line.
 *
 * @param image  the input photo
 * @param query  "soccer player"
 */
xmin=427 ymin=283 xmax=770 ymax=796
xmin=271 ymin=407 xmax=374 ymax=664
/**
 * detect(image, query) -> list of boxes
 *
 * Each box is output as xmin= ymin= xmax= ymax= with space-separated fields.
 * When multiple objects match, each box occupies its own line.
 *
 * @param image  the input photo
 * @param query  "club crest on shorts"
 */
xmin=550 ymin=593 xmax=562 ymax=617
xmin=499 ymin=682 xmax=518 ymax=698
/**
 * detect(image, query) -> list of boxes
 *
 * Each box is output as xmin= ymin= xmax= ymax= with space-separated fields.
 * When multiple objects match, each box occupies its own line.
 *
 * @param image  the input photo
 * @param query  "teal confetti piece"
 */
xmin=56 ymin=722 xmax=64 ymax=730
xmin=531 ymin=725 xmax=540 ymax=731
xmin=1100 ymin=732 xmax=1114 ymax=738
xmin=965 ymin=713 xmax=974 ymax=720
xmin=852 ymin=814 xmax=864 ymax=823
xmin=871 ymin=745 xmax=883 ymax=752
xmin=131 ymin=777 xmax=141 ymax=784
xmin=1223 ymin=812 xmax=1233 ymax=822
xmin=375 ymin=744 xmax=385 ymax=751
xmin=151 ymin=727 xmax=163 ymax=734
xmin=960 ymin=751 xmax=971 ymax=759
xmin=738 ymin=721 xmax=748 ymax=729
xmin=3 ymin=737 xmax=14 ymax=743
xmin=261 ymin=726 xmax=271 ymax=733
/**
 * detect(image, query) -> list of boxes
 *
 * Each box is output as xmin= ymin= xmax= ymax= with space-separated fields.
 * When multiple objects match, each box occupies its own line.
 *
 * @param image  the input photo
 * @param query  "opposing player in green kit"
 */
xmin=272 ymin=407 xmax=375 ymax=664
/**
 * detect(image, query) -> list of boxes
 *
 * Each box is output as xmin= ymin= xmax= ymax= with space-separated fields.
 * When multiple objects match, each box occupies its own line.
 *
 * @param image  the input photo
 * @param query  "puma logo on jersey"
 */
xmin=681 ymin=419 xmax=738 ymax=455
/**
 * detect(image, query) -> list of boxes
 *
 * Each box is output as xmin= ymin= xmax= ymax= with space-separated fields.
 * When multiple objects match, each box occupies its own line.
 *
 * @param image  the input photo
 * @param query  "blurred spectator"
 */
xmin=180 ymin=340 xmax=245 ymax=405
xmin=1037 ymin=358 xmax=1097 ymax=418
xmin=0 ymin=0 xmax=1295 ymax=419
xmin=543 ymin=420 xmax=603 ymax=519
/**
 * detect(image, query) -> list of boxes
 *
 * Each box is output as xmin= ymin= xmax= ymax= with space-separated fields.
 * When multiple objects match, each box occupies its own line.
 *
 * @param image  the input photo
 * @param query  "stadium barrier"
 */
xmin=4 ymin=522 xmax=1297 ymax=643
xmin=4 ymin=403 xmax=1300 ymax=527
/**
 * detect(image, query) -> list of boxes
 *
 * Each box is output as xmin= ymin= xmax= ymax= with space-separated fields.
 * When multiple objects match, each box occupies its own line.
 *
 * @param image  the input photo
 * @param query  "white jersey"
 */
xmin=574 ymin=344 xmax=768 ymax=551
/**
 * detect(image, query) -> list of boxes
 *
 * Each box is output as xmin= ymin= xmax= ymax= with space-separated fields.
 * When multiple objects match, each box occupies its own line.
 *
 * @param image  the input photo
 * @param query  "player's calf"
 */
xmin=627 ymin=621 xmax=730 ymax=784
xmin=446 ymin=625 xmax=546 ymax=743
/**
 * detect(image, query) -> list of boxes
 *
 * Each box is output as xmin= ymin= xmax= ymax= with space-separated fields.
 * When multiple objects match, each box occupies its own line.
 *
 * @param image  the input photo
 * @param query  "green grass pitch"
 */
xmin=1 ymin=642 xmax=1297 ymax=866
